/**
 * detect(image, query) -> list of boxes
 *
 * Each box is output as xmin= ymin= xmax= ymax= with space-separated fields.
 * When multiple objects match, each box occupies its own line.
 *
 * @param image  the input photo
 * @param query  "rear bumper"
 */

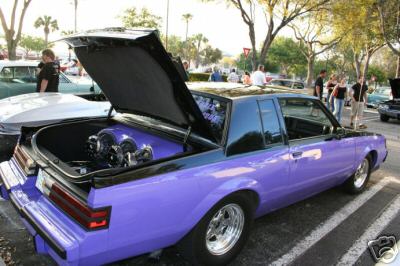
xmin=1 ymin=160 xmax=109 ymax=265
xmin=0 ymin=134 xmax=19 ymax=162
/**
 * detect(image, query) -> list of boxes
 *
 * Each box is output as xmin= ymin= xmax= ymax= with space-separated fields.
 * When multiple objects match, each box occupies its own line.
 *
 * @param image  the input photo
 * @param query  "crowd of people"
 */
xmin=208 ymin=65 xmax=268 ymax=86
xmin=314 ymin=69 xmax=368 ymax=129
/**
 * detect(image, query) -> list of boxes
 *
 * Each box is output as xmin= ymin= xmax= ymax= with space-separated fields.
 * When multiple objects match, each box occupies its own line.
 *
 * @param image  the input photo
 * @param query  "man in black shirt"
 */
xmin=36 ymin=49 xmax=59 ymax=93
xmin=350 ymin=76 xmax=368 ymax=129
xmin=314 ymin=69 xmax=327 ymax=100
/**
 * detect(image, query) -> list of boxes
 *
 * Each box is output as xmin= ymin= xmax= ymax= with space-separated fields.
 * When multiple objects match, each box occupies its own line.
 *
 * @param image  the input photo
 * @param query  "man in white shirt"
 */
xmin=227 ymin=69 xmax=239 ymax=83
xmin=251 ymin=65 xmax=266 ymax=86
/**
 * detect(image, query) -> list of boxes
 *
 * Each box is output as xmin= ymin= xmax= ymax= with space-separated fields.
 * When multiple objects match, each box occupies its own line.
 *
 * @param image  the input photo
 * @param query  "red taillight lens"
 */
xmin=49 ymin=183 xmax=110 ymax=230
xmin=13 ymin=145 xmax=36 ymax=176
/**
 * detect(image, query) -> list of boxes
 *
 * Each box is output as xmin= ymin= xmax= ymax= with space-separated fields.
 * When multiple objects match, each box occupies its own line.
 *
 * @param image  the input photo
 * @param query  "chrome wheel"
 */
xmin=205 ymin=203 xmax=245 ymax=256
xmin=354 ymin=158 xmax=369 ymax=188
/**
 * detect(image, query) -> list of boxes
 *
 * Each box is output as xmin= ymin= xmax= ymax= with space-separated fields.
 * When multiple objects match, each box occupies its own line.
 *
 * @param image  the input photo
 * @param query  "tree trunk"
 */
xmin=44 ymin=32 xmax=49 ymax=48
xmin=362 ymin=53 xmax=371 ymax=80
xmin=396 ymin=55 xmax=400 ymax=78
xmin=306 ymin=56 xmax=315 ymax=88
xmin=353 ymin=53 xmax=362 ymax=80
xmin=74 ymin=0 xmax=78 ymax=32
xmin=7 ymin=41 xmax=17 ymax=60
xmin=195 ymin=41 xmax=201 ymax=68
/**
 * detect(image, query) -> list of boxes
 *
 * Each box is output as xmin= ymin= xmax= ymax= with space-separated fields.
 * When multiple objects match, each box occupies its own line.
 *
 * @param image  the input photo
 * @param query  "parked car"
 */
xmin=269 ymin=78 xmax=305 ymax=89
xmin=0 ymin=60 xmax=102 ymax=100
xmin=0 ymin=29 xmax=388 ymax=266
xmin=378 ymin=79 xmax=400 ymax=122
xmin=367 ymin=86 xmax=392 ymax=108
xmin=0 ymin=93 xmax=112 ymax=162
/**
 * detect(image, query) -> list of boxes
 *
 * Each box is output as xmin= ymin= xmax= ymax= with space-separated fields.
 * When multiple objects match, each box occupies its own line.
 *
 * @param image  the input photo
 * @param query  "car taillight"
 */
xmin=49 ymin=183 xmax=110 ymax=230
xmin=13 ymin=145 xmax=36 ymax=176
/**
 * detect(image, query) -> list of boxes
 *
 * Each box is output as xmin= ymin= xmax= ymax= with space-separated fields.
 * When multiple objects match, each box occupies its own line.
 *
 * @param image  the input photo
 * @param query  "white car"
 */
xmin=0 ymin=93 xmax=111 ymax=161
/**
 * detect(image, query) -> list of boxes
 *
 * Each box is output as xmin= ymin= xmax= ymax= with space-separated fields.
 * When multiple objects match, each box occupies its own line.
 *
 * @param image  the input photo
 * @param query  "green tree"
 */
xmin=377 ymin=0 xmax=400 ymax=77
xmin=268 ymin=36 xmax=307 ymax=77
xmin=61 ymin=30 xmax=74 ymax=36
xmin=202 ymin=45 xmax=222 ymax=65
xmin=332 ymin=0 xmax=384 ymax=79
xmin=19 ymin=35 xmax=46 ymax=57
xmin=0 ymin=0 xmax=33 ymax=60
xmin=162 ymin=34 xmax=185 ymax=57
xmin=34 ymin=15 xmax=59 ymax=47
xmin=203 ymin=0 xmax=330 ymax=70
xmin=367 ymin=65 xmax=386 ymax=84
xmin=290 ymin=12 xmax=340 ymax=87
xmin=120 ymin=7 xmax=162 ymax=29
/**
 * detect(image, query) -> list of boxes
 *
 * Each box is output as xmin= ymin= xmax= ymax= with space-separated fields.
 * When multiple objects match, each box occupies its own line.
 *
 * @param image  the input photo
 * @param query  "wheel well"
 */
xmin=232 ymin=189 xmax=260 ymax=209
xmin=367 ymin=150 xmax=378 ymax=168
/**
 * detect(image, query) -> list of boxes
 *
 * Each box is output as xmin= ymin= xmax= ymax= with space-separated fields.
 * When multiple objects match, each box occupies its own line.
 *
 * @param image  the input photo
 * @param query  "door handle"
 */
xmin=292 ymin=151 xmax=303 ymax=158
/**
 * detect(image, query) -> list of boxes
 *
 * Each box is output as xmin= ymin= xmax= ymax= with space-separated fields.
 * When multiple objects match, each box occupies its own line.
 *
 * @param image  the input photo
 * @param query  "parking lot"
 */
xmin=0 ymin=106 xmax=399 ymax=266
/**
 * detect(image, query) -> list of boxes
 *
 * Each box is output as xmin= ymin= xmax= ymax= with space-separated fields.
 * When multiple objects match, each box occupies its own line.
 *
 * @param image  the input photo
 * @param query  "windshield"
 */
xmin=374 ymin=88 xmax=391 ymax=95
xmin=192 ymin=93 xmax=228 ymax=143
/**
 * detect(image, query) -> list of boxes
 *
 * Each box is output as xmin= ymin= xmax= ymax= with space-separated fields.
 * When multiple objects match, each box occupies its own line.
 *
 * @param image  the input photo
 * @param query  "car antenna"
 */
xmin=183 ymin=126 xmax=192 ymax=152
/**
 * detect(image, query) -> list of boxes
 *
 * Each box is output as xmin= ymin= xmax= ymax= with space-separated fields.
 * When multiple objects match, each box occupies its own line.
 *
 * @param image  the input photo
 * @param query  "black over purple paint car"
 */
xmin=0 ymin=29 xmax=388 ymax=265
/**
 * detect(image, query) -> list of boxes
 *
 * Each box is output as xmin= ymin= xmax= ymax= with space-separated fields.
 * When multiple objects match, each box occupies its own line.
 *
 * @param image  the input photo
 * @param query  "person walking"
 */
xmin=314 ymin=69 xmax=327 ymax=100
xmin=242 ymin=71 xmax=251 ymax=85
xmin=330 ymin=77 xmax=347 ymax=123
xmin=326 ymin=74 xmax=338 ymax=112
xmin=36 ymin=49 xmax=60 ymax=93
xmin=227 ymin=69 xmax=239 ymax=83
xmin=251 ymin=65 xmax=266 ymax=86
xmin=350 ymin=76 xmax=368 ymax=129
xmin=209 ymin=66 xmax=223 ymax=82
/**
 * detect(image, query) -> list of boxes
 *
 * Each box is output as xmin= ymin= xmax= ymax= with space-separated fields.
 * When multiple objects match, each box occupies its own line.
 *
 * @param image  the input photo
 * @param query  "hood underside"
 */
xmin=61 ymin=28 xmax=216 ymax=142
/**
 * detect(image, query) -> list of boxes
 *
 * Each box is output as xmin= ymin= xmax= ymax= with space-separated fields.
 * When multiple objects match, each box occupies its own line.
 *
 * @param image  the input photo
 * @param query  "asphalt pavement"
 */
xmin=0 ymin=106 xmax=399 ymax=266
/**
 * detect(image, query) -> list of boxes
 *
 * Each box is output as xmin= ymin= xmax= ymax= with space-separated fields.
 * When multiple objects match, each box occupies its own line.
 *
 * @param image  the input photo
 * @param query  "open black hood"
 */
xmin=62 ymin=28 xmax=216 ymax=142
xmin=389 ymin=78 xmax=400 ymax=99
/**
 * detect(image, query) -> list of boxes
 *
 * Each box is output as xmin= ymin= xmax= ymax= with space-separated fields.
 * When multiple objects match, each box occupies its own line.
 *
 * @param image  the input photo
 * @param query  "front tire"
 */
xmin=343 ymin=155 xmax=371 ymax=194
xmin=178 ymin=193 xmax=255 ymax=265
xmin=380 ymin=114 xmax=390 ymax=122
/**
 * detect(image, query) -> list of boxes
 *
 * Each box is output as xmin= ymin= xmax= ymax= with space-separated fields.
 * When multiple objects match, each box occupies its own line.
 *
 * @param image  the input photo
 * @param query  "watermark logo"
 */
xmin=368 ymin=235 xmax=398 ymax=264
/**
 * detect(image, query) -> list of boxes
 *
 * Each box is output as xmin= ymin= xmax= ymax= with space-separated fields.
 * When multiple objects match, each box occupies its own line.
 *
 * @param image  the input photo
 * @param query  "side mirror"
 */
xmin=335 ymin=127 xmax=346 ymax=139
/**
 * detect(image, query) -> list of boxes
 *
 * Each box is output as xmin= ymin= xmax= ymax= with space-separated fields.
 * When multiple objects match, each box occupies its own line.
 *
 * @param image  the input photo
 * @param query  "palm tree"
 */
xmin=182 ymin=13 xmax=193 ymax=60
xmin=192 ymin=33 xmax=208 ymax=68
xmin=34 ymin=15 xmax=59 ymax=47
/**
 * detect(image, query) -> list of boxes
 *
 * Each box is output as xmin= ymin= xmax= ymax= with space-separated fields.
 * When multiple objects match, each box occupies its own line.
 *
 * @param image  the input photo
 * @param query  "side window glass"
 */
xmin=0 ymin=67 xmax=13 ymax=82
xmin=29 ymin=67 xmax=38 ymax=83
xmin=14 ymin=67 xmax=32 ymax=83
xmin=279 ymin=98 xmax=333 ymax=140
xmin=59 ymin=73 xmax=69 ymax=83
xmin=258 ymin=99 xmax=283 ymax=146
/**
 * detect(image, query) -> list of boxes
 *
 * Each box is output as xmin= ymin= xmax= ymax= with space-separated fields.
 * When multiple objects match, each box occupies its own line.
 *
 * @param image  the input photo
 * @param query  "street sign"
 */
xmin=243 ymin=48 xmax=251 ymax=58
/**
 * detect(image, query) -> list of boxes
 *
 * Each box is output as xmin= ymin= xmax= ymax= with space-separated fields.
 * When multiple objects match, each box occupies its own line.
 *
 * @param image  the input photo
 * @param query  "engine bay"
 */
xmin=61 ymin=124 xmax=185 ymax=175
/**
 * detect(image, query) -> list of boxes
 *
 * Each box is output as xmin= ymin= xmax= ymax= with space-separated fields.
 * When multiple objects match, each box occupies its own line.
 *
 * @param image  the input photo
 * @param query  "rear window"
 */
xmin=192 ymin=93 xmax=228 ymax=143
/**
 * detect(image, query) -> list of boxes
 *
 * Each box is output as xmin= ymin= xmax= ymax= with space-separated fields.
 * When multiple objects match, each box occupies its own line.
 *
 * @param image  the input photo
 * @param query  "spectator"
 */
xmin=65 ymin=59 xmax=80 ymax=76
xmin=251 ymin=65 xmax=266 ymax=86
xmin=326 ymin=74 xmax=338 ymax=112
xmin=242 ymin=71 xmax=251 ymax=85
xmin=183 ymin=61 xmax=189 ymax=76
xmin=350 ymin=76 xmax=368 ymax=129
xmin=36 ymin=49 xmax=59 ymax=93
xmin=227 ymin=69 xmax=239 ymax=83
xmin=330 ymin=77 xmax=347 ymax=123
xmin=314 ymin=69 xmax=327 ymax=100
xmin=209 ymin=66 xmax=223 ymax=82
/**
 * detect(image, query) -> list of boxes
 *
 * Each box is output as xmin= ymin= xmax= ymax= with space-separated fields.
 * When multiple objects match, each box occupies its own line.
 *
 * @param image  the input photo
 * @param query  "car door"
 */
xmin=0 ymin=66 xmax=12 ymax=99
xmin=278 ymin=97 xmax=355 ymax=201
xmin=226 ymin=99 xmax=290 ymax=214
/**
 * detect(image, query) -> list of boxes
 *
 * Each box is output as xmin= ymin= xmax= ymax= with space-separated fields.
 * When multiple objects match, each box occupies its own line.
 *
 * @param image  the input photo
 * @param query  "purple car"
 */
xmin=0 ymin=29 xmax=388 ymax=266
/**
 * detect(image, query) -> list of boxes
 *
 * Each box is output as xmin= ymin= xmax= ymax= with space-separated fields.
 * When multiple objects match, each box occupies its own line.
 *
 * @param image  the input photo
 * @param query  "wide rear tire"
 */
xmin=178 ymin=193 xmax=255 ymax=265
